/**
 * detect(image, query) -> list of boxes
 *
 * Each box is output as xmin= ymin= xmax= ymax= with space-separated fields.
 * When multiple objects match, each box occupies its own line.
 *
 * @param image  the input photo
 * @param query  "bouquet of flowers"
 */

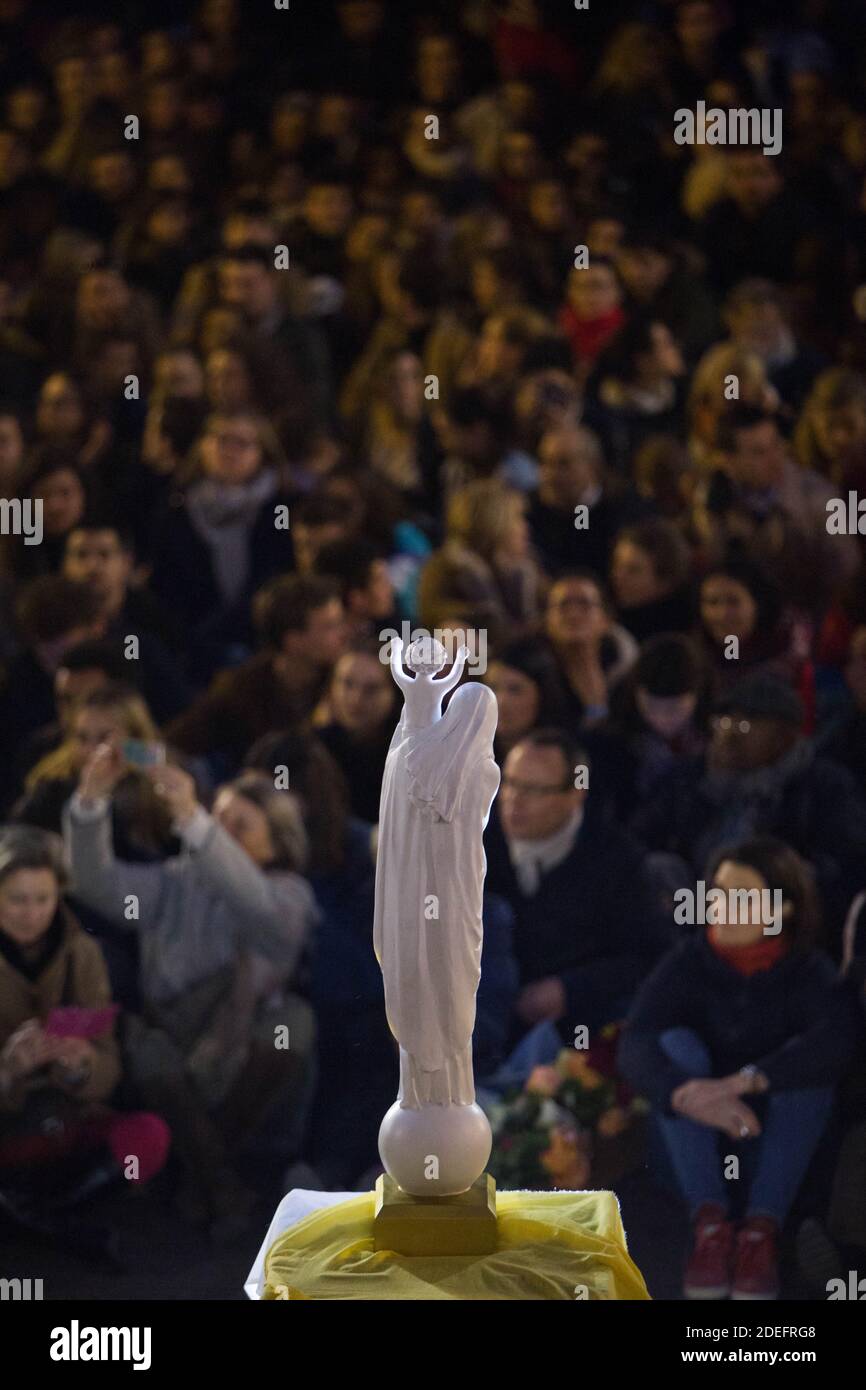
xmin=486 ymin=1024 xmax=647 ymax=1191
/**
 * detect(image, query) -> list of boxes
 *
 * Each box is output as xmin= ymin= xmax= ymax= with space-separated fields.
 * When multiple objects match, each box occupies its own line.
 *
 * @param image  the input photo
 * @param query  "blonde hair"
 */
xmin=688 ymin=343 xmax=775 ymax=464
xmin=224 ymin=771 xmax=309 ymax=872
xmin=689 ymin=344 xmax=771 ymax=416
xmin=794 ymin=367 xmax=866 ymax=478
xmin=484 ymin=306 xmax=550 ymax=349
xmin=591 ymin=23 xmax=670 ymax=96
xmin=28 ymin=686 xmax=158 ymax=788
xmin=446 ymin=479 xmax=523 ymax=562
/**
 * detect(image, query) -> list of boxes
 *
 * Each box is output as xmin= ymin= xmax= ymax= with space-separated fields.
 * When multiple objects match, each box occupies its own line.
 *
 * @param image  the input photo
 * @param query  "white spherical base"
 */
xmin=378 ymin=1101 xmax=492 ymax=1196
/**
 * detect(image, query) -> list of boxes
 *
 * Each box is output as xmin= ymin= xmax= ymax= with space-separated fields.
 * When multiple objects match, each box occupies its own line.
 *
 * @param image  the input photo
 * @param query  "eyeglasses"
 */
xmin=501 ymin=776 xmax=572 ymax=798
xmin=711 ymin=715 xmax=752 ymax=734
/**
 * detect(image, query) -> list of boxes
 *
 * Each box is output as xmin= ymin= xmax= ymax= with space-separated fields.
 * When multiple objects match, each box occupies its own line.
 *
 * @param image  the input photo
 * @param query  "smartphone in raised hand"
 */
xmin=122 ymin=739 xmax=166 ymax=769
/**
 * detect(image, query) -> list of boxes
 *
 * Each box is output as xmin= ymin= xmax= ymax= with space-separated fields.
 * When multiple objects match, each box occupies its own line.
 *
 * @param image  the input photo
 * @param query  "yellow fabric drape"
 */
xmin=262 ymin=1189 xmax=651 ymax=1301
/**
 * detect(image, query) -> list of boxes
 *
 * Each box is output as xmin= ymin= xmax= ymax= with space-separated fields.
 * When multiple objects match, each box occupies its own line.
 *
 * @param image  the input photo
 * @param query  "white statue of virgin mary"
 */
xmin=374 ymin=635 xmax=500 ymax=1195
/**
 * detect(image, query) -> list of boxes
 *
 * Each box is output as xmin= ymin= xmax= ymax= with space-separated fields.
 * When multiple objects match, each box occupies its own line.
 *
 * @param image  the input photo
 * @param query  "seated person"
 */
xmin=417 ymin=478 xmax=545 ymax=640
xmin=312 ymin=536 xmax=399 ymax=646
xmin=313 ymin=641 xmax=400 ymax=823
xmin=631 ymin=675 xmax=866 ymax=947
xmin=694 ymin=559 xmax=812 ymax=701
xmin=587 ymin=315 xmax=687 ymax=476
xmin=0 ymin=577 xmax=104 ymax=781
xmin=484 ymin=727 xmax=670 ymax=1056
xmin=695 ymin=406 xmax=857 ymax=613
xmin=64 ymin=749 xmax=318 ymax=1239
xmin=13 ymin=685 xmax=173 ymax=858
xmin=0 ymin=826 xmax=169 ymax=1227
xmin=586 ymin=634 xmax=711 ymax=824
xmin=10 ymin=637 xmax=132 ymax=803
xmin=483 ymin=638 xmax=569 ymax=765
xmin=619 ymin=837 xmax=859 ymax=1302
xmin=14 ymin=684 xmax=183 ymax=1008
xmin=62 ymin=516 xmax=191 ymax=720
xmin=167 ymin=574 xmax=347 ymax=776
xmin=541 ymin=571 xmax=639 ymax=730
xmin=724 ymin=278 xmax=826 ymax=414
xmin=527 ymin=422 xmax=649 ymax=578
xmin=609 ymin=518 xmax=694 ymax=644
xmin=147 ymin=411 xmax=296 ymax=680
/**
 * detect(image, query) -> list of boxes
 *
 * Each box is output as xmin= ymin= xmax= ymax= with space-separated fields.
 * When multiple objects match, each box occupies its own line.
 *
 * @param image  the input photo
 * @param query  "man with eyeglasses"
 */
xmin=631 ymin=674 xmax=866 ymax=949
xmin=484 ymin=727 xmax=669 ymax=1048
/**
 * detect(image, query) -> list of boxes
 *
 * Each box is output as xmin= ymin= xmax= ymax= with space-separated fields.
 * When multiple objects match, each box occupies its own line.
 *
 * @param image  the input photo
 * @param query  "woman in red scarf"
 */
xmin=619 ymin=836 xmax=859 ymax=1301
xmin=558 ymin=257 xmax=627 ymax=386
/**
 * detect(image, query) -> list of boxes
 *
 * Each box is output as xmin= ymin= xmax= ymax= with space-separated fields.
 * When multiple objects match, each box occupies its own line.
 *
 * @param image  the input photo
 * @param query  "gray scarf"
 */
xmin=186 ymin=469 xmax=277 ymax=607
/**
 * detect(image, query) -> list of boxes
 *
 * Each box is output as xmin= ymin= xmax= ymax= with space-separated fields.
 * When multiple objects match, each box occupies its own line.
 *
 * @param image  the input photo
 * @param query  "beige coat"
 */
xmin=0 ymin=907 xmax=121 ymax=1114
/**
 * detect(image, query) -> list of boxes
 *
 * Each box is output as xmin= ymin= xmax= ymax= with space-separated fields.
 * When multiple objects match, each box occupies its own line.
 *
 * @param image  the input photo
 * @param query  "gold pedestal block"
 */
xmin=373 ymin=1172 xmax=497 ymax=1256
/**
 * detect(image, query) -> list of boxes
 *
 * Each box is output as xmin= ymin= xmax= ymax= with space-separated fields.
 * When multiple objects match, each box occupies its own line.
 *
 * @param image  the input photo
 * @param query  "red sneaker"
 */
xmin=731 ymin=1216 xmax=780 ymax=1301
xmin=683 ymin=1202 xmax=734 ymax=1300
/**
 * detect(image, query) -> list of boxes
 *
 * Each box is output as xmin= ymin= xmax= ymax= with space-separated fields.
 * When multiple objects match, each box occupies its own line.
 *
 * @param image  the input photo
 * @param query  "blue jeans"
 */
xmin=488 ymin=1019 xmax=562 ymax=1093
xmin=656 ymin=1027 xmax=834 ymax=1224
xmin=487 ymin=994 xmax=636 ymax=1097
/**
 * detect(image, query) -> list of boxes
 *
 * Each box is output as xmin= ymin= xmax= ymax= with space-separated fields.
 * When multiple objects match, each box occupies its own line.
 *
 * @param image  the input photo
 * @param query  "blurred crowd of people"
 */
xmin=1 ymin=0 xmax=866 ymax=1299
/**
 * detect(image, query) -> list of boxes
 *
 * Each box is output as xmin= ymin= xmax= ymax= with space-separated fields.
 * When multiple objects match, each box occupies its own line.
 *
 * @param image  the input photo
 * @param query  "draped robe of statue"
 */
xmin=373 ymin=658 xmax=500 ymax=1110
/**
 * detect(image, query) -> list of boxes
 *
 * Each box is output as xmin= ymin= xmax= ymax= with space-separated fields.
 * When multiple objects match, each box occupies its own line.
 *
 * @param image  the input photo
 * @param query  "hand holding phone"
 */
xmin=1 ymin=1019 xmax=54 ymax=1077
xmin=79 ymin=742 xmax=126 ymax=803
xmin=122 ymin=739 xmax=166 ymax=769
xmin=146 ymin=763 xmax=199 ymax=826
xmin=44 ymin=1005 xmax=119 ymax=1040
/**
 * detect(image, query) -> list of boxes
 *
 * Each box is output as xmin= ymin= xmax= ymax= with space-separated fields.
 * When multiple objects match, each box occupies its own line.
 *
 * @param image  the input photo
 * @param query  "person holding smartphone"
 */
xmin=64 ymin=742 xmax=318 ymax=1241
xmin=13 ymin=684 xmax=174 ymax=859
xmin=0 ymin=825 xmax=169 ymax=1234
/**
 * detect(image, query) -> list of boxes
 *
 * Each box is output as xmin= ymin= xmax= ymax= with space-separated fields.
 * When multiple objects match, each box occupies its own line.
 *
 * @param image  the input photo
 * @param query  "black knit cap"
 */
xmin=715 ymin=674 xmax=804 ymax=726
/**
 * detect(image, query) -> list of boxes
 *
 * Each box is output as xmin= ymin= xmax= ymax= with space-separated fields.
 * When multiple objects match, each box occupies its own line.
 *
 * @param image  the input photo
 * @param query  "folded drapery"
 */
xmin=247 ymin=1187 xmax=650 ymax=1301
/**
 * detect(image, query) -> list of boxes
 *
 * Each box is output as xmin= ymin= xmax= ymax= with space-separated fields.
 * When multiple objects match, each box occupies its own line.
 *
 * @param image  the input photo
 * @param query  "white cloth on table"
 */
xmin=245 ymin=1190 xmax=358 ymax=1299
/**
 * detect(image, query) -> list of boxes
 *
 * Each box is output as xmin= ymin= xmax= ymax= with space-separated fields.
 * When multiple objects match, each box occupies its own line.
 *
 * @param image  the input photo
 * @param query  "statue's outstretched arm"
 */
xmin=435 ymin=644 xmax=469 ymax=695
xmin=389 ymin=637 xmax=414 ymax=690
